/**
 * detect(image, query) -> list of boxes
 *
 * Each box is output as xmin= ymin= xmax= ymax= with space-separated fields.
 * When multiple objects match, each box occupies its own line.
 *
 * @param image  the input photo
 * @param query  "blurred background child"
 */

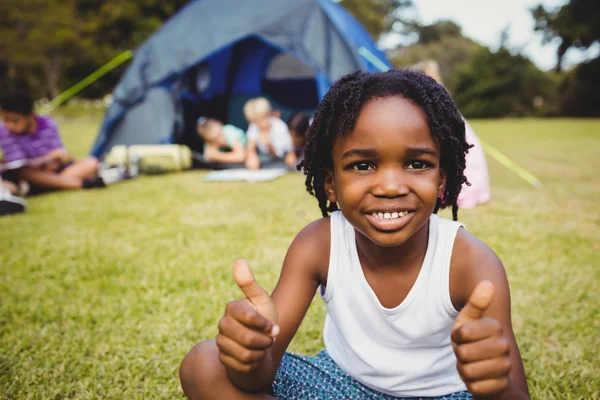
xmin=243 ymin=97 xmax=294 ymax=170
xmin=196 ymin=117 xmax=246 ymax=164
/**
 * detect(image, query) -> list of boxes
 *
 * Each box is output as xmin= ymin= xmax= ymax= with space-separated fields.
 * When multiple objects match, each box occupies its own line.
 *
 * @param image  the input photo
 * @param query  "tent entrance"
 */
xmin=176 ymin=37 xmax=319 ymax=153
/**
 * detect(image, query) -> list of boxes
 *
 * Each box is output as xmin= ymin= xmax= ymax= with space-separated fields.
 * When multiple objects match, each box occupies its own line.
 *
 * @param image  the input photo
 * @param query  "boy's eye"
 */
xmin=406 ymin=160 xmax=430 ymax=170
xmin=351 ymin=162 xmax=374 ymax=171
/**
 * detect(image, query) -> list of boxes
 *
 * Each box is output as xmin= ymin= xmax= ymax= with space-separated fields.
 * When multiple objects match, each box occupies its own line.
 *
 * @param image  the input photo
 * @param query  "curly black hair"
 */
xmin=0 ymin=89 xmax=34 ymax=115
xmin=299 ymin=69 xmax=471 ymax=221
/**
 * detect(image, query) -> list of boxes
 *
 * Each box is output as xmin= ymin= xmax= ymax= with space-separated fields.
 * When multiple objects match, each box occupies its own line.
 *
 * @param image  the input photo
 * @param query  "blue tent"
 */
xmin=91 ymin=0 xmax=391 ymax=157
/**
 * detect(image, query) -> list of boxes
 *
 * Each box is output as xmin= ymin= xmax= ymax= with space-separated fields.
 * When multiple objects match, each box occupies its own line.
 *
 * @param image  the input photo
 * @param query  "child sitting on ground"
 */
xmin=196 ymin=117 xmax=246 ymax=164
xmin=180 ymin=70 xmax=530 ymax=400
xmin=0 ymin=90 xmax=125 ymax=193
xmin=243 ymin=97 xmax=294 ymax=170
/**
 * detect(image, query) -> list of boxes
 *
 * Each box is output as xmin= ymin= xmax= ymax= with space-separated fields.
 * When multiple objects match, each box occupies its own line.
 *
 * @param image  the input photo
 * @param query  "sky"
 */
xmin=386 ymin=0 xmax=599 ymax=71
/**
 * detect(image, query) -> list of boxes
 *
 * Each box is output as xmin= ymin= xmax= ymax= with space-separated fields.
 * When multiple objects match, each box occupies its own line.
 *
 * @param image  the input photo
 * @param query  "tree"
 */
xmin=339 ymin=0 xmax=413 ymax=41
xmin=390 ymin=20 xmax=483 ymax=91
xmin=409 ymin=20 xmax=462 ymax=45
xmin=452 ymin=47 xmax=558 ymax=118
xmin=0 ymin=0 xmax=90 ymax=98
xmin=558 ymin=57 xmax=600 ymax=117
xmin=391 ymin=36 xmax=483 ymax=91
xmin=532 ymin=0 xmax=600 ymax=71
xmin=0 ymin=0 xmax=189 ymax=99
xmin=532 ymin=0 xmax=600 ymax=116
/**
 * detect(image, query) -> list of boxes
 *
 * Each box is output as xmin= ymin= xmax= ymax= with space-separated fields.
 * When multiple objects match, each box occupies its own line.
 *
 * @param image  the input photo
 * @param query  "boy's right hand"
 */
xmin=48 ymin=148 xmax=71 ymax=163
xmin=216 ymin=259 xmax=279 ymax=374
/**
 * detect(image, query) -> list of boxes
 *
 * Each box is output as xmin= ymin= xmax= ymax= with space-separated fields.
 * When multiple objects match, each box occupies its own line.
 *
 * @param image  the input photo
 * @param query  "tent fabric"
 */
xmin=92 ymin=0 xmax=391 ymax=157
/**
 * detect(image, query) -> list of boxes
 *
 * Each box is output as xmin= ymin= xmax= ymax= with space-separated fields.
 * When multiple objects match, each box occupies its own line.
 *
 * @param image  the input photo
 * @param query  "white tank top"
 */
xmin=321 ymin=211 xmax=467 ymax=397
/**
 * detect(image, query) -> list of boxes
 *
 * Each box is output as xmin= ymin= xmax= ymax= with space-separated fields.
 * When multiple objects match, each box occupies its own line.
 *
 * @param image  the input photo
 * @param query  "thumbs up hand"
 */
xmin=451 ymin=281 xmax=512 ymax=397
xmin=216 ymin=260 xmax=279 ymax=374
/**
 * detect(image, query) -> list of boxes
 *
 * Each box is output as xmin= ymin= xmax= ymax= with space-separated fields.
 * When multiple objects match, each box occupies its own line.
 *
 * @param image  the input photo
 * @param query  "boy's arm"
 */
xmin=451 ymin=229 xmax=530 ymax=400
xmin=40 ymin=118 xmax=70 ymax=162
xmin=224 ymin=219 xmax=329 ymax=391
xmin=26 ymin=149 xmax=71 ymax=169
xmin=206 ymin=141 xmax=246 ymax=164
xmin=44 ymin=148 xmax=71 ymax=162
xmin=245 ymin=141 xmax=260 ymax=170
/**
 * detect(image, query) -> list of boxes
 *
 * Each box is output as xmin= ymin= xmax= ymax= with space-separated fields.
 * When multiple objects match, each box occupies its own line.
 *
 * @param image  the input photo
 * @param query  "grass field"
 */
xmin=1 ymin=116 xmax=598 ymax=399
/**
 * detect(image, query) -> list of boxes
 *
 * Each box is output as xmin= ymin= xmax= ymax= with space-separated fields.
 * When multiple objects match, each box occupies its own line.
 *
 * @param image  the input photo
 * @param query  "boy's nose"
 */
xmin=372 ymin=168 xmax=409 ymax=198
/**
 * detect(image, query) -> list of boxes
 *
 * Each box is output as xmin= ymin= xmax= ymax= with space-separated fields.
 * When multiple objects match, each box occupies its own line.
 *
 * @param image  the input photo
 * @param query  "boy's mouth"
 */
xmin=364 ymin=209 xmax=416 ymax=231
xmin=370 ymin=210 xmax=413 ymax=220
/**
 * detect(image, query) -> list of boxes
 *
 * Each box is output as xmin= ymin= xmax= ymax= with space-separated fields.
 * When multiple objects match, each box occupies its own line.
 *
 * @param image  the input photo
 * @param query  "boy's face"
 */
xmin=325 ymin=96 xmax=446 ymax=248
xmin=199 ymin=124 xmax=225 ymax=146
xmin=1 ymin=110 xmax=32 ymax=135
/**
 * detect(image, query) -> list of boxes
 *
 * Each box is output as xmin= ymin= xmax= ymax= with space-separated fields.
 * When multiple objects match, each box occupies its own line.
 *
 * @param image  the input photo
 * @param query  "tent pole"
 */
xmin=39 ymin=50 xmax=134 ymax=115
xmin=358 ymin=46 xmax=542 ymax=189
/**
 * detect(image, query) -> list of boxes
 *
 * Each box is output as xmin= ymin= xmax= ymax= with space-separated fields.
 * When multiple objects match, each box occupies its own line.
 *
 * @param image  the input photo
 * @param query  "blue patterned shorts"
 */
xmin=272 ymin=350 xmax=473 ymax=400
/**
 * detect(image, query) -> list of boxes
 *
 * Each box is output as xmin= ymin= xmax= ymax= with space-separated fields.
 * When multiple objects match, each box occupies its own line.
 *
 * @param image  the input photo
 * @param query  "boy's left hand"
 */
xmin=451 ymin=281 xmax=512 ymax=398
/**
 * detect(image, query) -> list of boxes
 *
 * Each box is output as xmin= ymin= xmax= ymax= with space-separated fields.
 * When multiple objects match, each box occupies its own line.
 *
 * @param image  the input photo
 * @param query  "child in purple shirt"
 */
xmin=0 ymin=90 xmax=110 ymax=192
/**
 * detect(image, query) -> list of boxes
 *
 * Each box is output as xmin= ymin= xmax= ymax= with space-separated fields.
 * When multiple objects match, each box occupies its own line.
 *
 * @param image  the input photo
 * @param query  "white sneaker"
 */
xmin=98 ymin=165 xmax=130 ymax=185
xmin=0 ymin=189 xmax=26 ymax=216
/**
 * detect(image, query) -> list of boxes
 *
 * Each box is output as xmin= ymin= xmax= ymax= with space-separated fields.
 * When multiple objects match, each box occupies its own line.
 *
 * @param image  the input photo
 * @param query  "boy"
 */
xmin=243 ymin=98 xmax=294 ymax=170
xmin=196 ymin=117 xmax=246 ymax=164
xmin=0 ymin=90 xmax=122 ymax=192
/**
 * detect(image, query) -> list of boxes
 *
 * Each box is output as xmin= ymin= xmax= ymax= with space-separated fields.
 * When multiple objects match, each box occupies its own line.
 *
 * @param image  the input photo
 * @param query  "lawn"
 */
xmin=0 ymin=116 xmax=598 ymax=399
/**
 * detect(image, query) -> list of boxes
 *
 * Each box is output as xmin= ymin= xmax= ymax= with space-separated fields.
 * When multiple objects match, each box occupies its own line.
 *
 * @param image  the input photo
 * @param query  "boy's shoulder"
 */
xmin=36 ymin=115 xmax=58 ymax=131
xmin=452 ymin=228 xmax=500 ymax=268
xmin=288 ymin=217 xmax=331 ymax=282
xmin=294 ymin=217 xmax=331 ymax=247
xmin=450 ymin=226 xmax=506 ymax=308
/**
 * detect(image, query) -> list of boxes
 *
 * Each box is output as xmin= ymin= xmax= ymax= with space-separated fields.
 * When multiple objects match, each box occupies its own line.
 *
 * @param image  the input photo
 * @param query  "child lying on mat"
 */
xmin=243 ymin=97 xmax=295 ymax=170
xmin=196 ymin=117 xmax=247 ymax=164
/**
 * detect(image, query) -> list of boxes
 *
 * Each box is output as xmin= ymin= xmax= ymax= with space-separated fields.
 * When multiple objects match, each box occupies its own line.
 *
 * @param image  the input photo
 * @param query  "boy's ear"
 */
xmin=324 ymin=170 xmax=337 ymax=203
xmin=438 ymin=170 xmax=447 ymax=198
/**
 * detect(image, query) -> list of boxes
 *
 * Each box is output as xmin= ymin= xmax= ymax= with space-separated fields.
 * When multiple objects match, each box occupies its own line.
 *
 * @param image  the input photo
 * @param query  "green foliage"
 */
xmin=391 ymin=34 xmax=483 ymax=92
xmin=0 ymin=116 xmax=599 ymax=398
xmin=532 ymin=0 xmax=600 ymax=69
xmin=532 ymin=0 xmax=600 ymax=116
xmin=452 ymin=47 xmax=559 ymax=118
xmin=408 ymin=19 xmax=463 ymax=45
xmin=558 ymin=57 xmax=600 ymax=117
xmin=339 ymin=0 xmax=413 ymax=40
xmin=0 ymin=0 xmax=188 ymax=99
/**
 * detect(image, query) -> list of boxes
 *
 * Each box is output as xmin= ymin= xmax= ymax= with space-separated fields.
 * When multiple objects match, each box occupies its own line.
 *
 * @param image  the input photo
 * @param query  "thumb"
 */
xmin=453 ymin=280 xmax=495 ymax=330
xmin=233 ymin=259 xmax=272 ymax=309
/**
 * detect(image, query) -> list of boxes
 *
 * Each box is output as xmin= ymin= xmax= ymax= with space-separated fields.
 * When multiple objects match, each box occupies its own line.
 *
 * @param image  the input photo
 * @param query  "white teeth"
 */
xmin=371 ymin=211 xmax=412 ymax=220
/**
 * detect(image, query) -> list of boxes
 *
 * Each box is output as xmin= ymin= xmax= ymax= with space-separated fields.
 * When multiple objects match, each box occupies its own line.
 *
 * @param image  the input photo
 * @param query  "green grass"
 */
xmin=1 ymin=116 xmax=599 ymax=399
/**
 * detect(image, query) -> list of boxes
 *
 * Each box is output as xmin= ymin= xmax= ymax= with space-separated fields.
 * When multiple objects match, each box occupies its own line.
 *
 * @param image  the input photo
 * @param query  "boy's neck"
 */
xmin=355 ymin=220 xmax=430 ymax=272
